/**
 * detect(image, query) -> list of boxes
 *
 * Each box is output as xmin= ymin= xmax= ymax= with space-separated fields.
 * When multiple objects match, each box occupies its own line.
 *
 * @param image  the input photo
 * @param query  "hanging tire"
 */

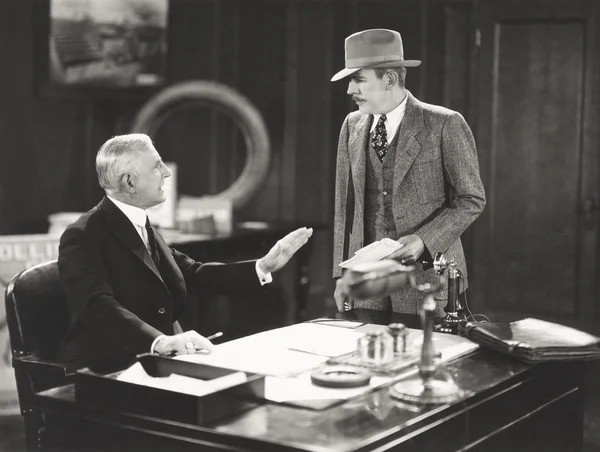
xmin=131 ymin=80 xmax=271 ymax=209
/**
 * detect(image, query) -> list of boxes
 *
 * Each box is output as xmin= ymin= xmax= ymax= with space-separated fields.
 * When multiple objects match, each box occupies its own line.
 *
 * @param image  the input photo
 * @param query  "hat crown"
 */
xmin=345 ymin=29 xmax=404 ymax=64
xmin=330 ymin=28 xmax=420 ymax=81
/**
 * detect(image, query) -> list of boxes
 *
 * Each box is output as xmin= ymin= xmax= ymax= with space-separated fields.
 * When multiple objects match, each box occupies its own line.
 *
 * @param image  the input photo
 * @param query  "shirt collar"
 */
xmin=107 ymin=195 xmax=147 ymax=228
xmin=370 ymin=92 xmax=408 ymax=134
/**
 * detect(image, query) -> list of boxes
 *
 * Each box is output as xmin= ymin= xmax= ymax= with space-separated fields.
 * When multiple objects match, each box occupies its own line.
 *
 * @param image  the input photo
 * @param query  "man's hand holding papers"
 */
xmin=339 ymin=238 xmax=403 ymax=269
xmin=336 ymin=238 xmax=404 ymax=312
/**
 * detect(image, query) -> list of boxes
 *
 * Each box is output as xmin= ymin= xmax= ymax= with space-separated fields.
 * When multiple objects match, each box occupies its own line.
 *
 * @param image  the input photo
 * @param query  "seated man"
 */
xmin=58 ymin=133 xmax=312 ymax=371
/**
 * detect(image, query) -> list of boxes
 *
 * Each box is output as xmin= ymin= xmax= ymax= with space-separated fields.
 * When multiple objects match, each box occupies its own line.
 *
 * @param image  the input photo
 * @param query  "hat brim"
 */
xmin=330 ymin=59 xmax=422 ymax=82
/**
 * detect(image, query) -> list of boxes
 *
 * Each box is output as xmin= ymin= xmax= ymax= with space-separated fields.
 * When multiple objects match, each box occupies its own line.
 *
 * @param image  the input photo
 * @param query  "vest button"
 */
xmin=383 ymin=191 xmax=388 ymax=195
xmin=158 ymin=308 xmax=166 ymax=314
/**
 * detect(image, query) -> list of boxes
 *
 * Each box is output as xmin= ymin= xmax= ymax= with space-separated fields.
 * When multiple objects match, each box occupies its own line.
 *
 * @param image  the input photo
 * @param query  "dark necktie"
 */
xmin=145 ymin=217 xmax=160 ymax=269
xmin=372 ymin=114 xmax=388 ymax=162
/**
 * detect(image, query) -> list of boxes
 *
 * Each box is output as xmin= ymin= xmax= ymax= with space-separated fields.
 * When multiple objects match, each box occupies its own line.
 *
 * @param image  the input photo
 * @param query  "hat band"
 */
xmin=346 ymin=54 xmax=402 ymax=68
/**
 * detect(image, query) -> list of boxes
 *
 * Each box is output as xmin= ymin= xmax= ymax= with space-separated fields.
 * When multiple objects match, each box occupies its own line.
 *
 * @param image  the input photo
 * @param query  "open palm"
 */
xmin=258 ymin=227 xmax=313 ymax=274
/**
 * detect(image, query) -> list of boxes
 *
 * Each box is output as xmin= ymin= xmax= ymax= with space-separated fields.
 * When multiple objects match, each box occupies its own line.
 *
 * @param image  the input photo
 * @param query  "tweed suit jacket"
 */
xmin=333 ymin=91 xmax=486 ymax=313
xmin=58 ymin=196 xmax=261 ymax=371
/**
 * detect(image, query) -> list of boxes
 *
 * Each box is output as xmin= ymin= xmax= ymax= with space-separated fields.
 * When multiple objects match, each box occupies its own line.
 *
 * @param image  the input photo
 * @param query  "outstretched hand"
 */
xmin=258 ymin=227 xmax=313 ymax=274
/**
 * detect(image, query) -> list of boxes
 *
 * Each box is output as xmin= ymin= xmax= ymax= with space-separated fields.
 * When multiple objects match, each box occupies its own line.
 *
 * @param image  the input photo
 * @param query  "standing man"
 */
xmin=58 ymin=133 xmax=312 ymax=371
xmin=331 ymin=29 xmax=485 ymax=315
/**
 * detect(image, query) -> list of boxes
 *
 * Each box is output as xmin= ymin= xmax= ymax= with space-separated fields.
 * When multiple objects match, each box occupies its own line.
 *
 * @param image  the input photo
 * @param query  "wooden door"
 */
xmin=470 ymin=0 xmax=600 ymax=332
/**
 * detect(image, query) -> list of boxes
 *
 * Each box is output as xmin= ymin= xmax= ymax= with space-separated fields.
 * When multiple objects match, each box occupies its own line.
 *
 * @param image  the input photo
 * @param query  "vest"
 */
xmin=359 ymin=127 xmax=401 ymax=311
xmin=364 ymin=127 xmax=401 ymax=244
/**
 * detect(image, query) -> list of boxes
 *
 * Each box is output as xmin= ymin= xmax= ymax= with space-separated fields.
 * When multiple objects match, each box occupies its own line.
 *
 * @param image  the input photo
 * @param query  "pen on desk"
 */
xmin=206 ymin=331 xmax=223 ymax=341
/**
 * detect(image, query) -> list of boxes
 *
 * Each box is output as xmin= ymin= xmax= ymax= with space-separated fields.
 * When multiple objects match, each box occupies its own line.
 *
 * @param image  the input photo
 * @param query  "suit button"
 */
xmin=158 ymin=308 xmax=166 ymax=314
xmin=383 ymin=191 xmax=388 ymax=195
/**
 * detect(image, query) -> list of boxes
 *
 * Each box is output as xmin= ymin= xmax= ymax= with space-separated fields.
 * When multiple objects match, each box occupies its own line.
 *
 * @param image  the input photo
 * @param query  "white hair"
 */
xmin=95 ymin=133 xmax=153 ymax=194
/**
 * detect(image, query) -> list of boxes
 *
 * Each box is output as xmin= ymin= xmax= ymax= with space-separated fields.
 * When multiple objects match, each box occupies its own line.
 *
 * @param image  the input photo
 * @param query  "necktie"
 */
xmin=145 ymin=217 xmax=160 ymax=269
xmin=372 ymin=114 xmax=388 ymax=162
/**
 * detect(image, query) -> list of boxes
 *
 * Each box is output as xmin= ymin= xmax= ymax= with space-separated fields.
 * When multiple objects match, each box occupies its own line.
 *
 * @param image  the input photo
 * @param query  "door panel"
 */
xmin=470 ymin=0 xmax=600 ymax=331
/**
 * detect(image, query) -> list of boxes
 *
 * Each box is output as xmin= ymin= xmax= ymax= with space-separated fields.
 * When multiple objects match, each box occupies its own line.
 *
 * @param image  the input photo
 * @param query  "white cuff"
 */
xmin=151 ymin=335 xmax=166 ymax=354
xmin=255 ymin=260 xmax=273 ymax=286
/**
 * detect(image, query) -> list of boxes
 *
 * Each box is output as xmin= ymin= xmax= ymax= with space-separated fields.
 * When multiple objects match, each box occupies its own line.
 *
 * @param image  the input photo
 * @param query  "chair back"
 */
xmin=5 ymin=260 xmax=68 ymax=360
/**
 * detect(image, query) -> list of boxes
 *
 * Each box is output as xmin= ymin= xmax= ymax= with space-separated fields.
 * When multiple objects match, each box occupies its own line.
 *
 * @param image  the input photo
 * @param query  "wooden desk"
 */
xmin=33 ymin=312 xmax=585 ymax=452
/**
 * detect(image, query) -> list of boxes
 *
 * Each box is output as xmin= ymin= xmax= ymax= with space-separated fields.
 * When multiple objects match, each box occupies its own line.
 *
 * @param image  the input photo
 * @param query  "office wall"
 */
xmin=0 ymin=0 xmax=469 ymax=316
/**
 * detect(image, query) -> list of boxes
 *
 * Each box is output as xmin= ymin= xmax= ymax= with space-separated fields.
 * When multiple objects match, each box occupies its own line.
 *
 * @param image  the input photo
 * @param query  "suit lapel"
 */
xmin=394 ymin=92 xmax=424 ymax=194
xmin=152 ymin=227 xmax=187 ymax=304
xmin=99 ymin=197 xmax=164 ymax=283
xmin=153 ymin=228 xmax=180 ymax=285
xmin=348 ymin=114 xmax=371 ymax=212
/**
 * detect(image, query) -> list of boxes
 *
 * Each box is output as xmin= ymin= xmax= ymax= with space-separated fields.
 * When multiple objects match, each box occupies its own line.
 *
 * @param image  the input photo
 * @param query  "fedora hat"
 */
xmin=331 ymin=29 xmax=421 ymax=82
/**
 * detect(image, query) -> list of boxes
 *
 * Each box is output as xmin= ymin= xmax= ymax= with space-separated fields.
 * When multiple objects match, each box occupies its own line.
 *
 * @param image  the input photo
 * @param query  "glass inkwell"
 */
xmin=356 ymin=330 xmax=394 ymax=366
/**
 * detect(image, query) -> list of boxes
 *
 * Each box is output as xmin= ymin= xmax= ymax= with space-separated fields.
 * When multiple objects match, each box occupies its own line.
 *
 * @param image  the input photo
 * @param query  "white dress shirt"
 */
xmin=107 ymin=196 xmax=152 ymax=252
xmin=107 ymin=196 xmax=272 ymax=353
xmin=370 ymin=93 xmax=408 ymax=144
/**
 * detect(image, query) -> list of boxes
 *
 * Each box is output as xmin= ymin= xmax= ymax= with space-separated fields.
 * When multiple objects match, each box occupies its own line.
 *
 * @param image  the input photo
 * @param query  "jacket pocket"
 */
xmin=413 ymin=157 xmax=445 ymax=204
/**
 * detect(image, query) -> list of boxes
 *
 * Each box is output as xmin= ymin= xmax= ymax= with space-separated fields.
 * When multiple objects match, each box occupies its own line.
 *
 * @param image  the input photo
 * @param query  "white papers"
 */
xmin=176 ymin=346 xmax=328 ymax=378
xmin=284 ymin=323 xmax=363 ymax=357
xmin=175 ymin=323 xmax=365 ymax=377
xmin=339 ymin=238 xmax=403 ymax=269
xmin=116 ymin=362 xmax=248 ymax=397
xmin=306 ymin=318 xmax=365 ymax=329
xmin=175 ymin=324 xmax=331 ymax=377
xmin=117 ymin=323 xmax=479 ymax=410
xmin=265 ymin=329 xmax=479 ymax=405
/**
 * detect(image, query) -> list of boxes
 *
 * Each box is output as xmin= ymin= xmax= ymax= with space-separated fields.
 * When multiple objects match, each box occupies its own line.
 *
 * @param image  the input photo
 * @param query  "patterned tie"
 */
xmin=145 ymin=217 xmax=160 ymax=269
xmin=372 ymin=114 xmax=388 ymax=162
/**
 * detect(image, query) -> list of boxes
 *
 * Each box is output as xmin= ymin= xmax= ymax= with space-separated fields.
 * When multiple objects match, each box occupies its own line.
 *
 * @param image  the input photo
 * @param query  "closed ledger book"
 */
xmin=460 ymin=318 xmax=600 ymax=364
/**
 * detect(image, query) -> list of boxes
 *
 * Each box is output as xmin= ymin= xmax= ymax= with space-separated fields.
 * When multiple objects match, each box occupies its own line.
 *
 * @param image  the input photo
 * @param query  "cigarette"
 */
xmin=206 ymin=331 xmax=223 ymax=341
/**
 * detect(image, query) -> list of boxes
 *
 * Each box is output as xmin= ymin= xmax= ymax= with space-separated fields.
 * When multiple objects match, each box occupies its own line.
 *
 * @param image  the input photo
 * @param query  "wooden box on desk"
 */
xmin=74 ymin=354 xmax=265 ymax=425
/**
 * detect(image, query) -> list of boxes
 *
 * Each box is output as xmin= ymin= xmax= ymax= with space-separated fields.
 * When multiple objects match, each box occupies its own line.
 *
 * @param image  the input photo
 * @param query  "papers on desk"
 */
xmin=265 ymin=328 xmax=480 ymax=409
xmin=117 ymin=362 xmax=248 ymax=397
xmin=176 ymin=323 xmax=364 ymax=377
xmin=305 ymin=318 xmax=366 ymax=329
xmin=285 ymin=323 xmax=362 ymax=357
xmin=116 ymin=322 xmax=480 ymax=411
xmin=177 ymin=346 xmax=327 ymax=378
xmin=339 ymin=238 xmax=403 ymax=269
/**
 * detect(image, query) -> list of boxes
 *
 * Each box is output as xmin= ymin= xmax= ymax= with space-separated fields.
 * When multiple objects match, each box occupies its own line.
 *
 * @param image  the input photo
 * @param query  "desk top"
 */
xmin=33 ymin=312 xmax=581 ymax=452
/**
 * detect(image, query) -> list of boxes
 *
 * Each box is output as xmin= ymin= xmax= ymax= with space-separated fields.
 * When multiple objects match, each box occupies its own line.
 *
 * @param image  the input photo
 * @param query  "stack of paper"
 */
xmin=117 ymin=362 xmax=248 ymax=397
xmin=339 ymin=238 xmax=403 ymax=269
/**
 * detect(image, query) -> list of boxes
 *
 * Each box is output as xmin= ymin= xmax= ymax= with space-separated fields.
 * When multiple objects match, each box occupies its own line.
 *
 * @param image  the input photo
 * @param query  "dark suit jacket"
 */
xmin=58 ymin=197 xmax=260 ymax=371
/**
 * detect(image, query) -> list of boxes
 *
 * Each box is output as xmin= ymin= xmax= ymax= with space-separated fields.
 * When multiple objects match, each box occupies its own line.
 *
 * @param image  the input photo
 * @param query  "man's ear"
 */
xmin=386 ymin=71 xmax=398 ymax=89
xmin=122 ymin=174 xmax=135 ymax=193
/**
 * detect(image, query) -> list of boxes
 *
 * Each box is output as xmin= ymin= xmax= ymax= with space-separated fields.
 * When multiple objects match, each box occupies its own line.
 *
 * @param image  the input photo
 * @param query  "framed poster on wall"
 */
xmin=35 ymin=0 xmax=169 ymax=98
